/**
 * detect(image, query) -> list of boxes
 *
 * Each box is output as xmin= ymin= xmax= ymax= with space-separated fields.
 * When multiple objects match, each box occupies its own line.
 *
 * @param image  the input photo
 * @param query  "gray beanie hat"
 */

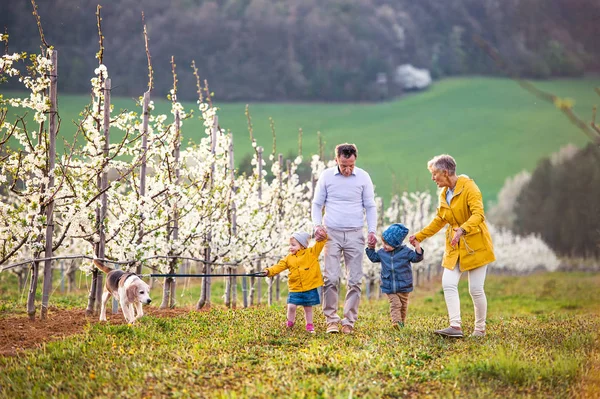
xmin=291 ymin=231 xmax=310 ymax=248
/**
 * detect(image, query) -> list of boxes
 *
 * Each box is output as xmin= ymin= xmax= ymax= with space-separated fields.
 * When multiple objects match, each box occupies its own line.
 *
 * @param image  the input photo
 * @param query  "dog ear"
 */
xmin=126 ymin=284 xmax=137 ymax=303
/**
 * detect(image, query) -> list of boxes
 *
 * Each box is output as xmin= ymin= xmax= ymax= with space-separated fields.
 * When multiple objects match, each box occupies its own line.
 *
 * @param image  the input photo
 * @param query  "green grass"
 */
xmin=2 ymin=77 xmax=598 ymax=203
xmin=0 ymin=271 xmax=599 ymax=398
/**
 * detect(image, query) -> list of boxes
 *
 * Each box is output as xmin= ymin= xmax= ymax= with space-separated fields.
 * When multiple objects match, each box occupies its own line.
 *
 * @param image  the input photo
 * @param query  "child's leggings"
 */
xmin=287 ymin=304 xmax=313 ymax=325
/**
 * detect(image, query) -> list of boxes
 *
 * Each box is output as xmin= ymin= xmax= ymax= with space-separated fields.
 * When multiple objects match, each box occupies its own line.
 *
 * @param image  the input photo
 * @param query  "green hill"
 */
xmin=2 ymin=77 xmax=597 ymax=203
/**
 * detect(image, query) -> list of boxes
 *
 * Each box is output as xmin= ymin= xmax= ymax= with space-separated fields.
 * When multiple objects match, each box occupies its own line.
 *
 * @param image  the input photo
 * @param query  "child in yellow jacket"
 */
xmin=261 ymin=231 xmax=326 ymax=333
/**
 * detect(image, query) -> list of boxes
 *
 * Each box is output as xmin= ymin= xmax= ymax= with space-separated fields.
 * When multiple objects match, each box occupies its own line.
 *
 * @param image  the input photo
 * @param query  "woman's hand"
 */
xmin=450 ymin=227 xmax=465 ymax=247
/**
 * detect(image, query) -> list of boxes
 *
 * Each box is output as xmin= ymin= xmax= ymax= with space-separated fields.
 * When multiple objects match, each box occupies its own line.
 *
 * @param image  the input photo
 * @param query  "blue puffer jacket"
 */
xmin=365 ymin=246 xmax=424 ymax=294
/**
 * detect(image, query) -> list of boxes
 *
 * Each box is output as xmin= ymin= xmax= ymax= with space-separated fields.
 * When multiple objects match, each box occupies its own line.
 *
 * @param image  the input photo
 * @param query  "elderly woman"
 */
xmin=409 ymin=154 xmax=495 ymax=338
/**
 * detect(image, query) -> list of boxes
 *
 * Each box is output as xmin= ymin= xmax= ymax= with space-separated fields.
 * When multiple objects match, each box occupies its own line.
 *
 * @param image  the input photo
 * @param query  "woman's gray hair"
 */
xmin=427 ymin=154 xmax=456 ymax=175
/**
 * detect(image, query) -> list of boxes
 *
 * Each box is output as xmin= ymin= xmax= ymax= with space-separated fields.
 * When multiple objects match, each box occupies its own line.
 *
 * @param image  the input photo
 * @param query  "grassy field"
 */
xmin=1 ymin=77 xmax=598 ymax=203
xmin=0 ymin=271 xmax=599 ymax=398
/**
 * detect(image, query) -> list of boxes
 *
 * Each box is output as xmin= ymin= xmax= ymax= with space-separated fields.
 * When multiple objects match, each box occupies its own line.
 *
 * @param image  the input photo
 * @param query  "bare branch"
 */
xmin=473 ymin=34 xmax=600 ymax=146
xmin=142 ymin=12 xmax=153 ymax=91
xmin=30 ymin=0 xmax=50 ymax=50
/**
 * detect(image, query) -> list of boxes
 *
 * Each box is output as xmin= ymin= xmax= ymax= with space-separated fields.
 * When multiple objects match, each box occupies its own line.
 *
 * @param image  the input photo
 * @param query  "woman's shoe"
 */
xmin=434 ymin=326 xmax=463 ymax=338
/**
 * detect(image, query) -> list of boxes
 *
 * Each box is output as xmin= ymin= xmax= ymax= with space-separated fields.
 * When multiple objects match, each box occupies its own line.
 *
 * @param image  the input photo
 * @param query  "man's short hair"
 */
xmin=335 ymin=143 xmax=358 ymax=159
xmin=427 ymin=154 xmax=456 ymax=175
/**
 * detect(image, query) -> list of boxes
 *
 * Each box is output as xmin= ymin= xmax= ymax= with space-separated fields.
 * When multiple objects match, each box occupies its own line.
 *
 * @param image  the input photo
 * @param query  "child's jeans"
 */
xmin=387 ymin=292 xmax=410 ymax=323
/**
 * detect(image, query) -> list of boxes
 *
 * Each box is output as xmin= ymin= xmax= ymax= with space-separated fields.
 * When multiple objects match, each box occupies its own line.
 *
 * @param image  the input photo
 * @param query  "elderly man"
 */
xmin=312 ymin=143 xmax=377 ymax=334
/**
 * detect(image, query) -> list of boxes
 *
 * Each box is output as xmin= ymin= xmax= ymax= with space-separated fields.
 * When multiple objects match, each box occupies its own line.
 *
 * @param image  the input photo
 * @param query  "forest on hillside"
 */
xmin=1 ymin=0 xmax=598 ymax=101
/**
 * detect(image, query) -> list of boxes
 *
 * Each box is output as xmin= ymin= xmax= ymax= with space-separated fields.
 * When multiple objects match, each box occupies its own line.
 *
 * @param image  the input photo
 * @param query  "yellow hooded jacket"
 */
xmin=415 ymin=175 xmax=495 ymax=271
xmin=265 ymin=238 xmax=326 ymax=292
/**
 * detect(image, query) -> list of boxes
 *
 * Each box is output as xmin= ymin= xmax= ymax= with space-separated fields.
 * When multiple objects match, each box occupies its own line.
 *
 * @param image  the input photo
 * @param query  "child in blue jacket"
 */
xmin=366 ymin=223 xmax=424 ymax=328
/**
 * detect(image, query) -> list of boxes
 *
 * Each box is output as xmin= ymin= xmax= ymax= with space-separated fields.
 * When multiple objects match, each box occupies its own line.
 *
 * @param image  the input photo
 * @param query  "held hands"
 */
xmin=314 ymin=226 xmax=327 ymax=241
xmin=450 ymin=227 xmax=465 ymax=247
xmin=367 ymin=232 xmax=377 ymax=248
xmin=408 ymin=235 xmax=418 ymax=247
xmin=413 ymin=239 xmax=422 ymax=253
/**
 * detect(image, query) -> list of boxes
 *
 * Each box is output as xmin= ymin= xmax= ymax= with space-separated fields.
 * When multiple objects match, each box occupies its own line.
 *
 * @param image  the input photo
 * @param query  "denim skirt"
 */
xmin=288 ymin=288 xmax=320 ymax=306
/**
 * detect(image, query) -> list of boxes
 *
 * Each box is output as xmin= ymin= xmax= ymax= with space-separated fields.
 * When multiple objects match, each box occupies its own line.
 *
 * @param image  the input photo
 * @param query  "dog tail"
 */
xmin=93 ymin=259 xmax=113 ymax=274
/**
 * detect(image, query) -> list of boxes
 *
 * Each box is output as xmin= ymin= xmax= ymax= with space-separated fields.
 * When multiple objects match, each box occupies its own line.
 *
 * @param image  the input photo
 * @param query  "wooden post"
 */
xmin=275 ymin=154 xmax=285 ymax=302
xmin=161 ymin=71 xmax=181 ymax=309
xmin=92 ymin=78 xmax=111 ymax=313
xmin=136 ymin=91 xmax=151 ymax=275
xmin=85 ymin=77 xmax=111 ymax=316
xmin=169 ymin=62 xmax=181 ymax=308
xmin=41 ymin=50 xmax=58 ymax=319
xmin=197 ymin=116 xmax=219 ymax=310
xmin=250 ymin=146 xmax=263 ymax=306
xmin=226 ymin=135 xmax=237 ymax=308
xmin=97 ymin=78 xmax=111 ymax=314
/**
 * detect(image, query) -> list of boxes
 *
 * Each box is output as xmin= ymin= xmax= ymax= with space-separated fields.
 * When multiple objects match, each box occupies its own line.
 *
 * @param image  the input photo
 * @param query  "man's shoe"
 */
xmin=471 ymin=330 xmax=485 ymax=337
xmin=326 ymin=323 xmax=340 ymax=334
xmin=434 ymin=326 xmax=463 ymax=338
xmin=341 ymin=324 xmax=353 ymax=334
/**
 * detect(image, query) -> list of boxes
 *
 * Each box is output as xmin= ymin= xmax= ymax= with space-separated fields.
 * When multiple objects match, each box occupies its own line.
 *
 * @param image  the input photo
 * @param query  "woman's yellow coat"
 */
xmin=415 ymin=175 xmax=495 ymax=271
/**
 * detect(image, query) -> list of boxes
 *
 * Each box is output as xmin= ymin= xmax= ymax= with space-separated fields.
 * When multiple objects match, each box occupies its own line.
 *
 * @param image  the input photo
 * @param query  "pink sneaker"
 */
xmin=286 ymin=320 xmax=295 ymax=329
xmin=305 ymin=323 xmax=315 ymax=333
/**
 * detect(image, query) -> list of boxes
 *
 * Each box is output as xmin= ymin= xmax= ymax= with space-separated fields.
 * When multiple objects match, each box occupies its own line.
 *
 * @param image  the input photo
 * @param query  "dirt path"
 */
xmin=0 ymin=306 xmax=192 ymax=356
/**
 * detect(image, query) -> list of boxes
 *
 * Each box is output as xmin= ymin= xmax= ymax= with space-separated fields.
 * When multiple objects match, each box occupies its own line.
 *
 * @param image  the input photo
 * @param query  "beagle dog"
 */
xmin=93 ymin=259 xmax=152 ymax=323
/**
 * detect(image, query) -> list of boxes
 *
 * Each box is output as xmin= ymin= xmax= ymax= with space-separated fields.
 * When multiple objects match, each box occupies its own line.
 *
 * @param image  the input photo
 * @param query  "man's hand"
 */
xmin=367 ymin=232 xmax=377 ymax=247
xmin=314 ymin=226 xmax=327 ymax=241
xmin=450 ymin=227 xmax=465 ymax=247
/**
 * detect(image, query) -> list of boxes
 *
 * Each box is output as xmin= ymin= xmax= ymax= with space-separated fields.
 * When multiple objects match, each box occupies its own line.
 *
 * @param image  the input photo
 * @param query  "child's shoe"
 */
xmin=305 ymin=323 xmax=315 ymax=333
xmin=393 ymin=321 xmax=405 ymax=330
xmin=286 ymin=320 xmax=295 ymax=329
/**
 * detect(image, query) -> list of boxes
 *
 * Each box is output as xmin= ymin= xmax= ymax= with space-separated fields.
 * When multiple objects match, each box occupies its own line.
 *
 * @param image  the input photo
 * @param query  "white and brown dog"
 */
xmin=93 ymin=259 xmax=152 ymax=323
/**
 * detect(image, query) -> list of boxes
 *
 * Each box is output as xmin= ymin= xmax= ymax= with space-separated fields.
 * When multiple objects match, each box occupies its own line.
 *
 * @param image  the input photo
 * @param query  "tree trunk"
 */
xmin=160 ymin=277 xmax=174 ymax=309
xmin=243 ymin=275 xmax=249 ymax=308
xmin=17 ymin=269 xmax=26 ymax=292
xmin=85 ymin=269 xmax=98 ymax=316
xmin=196 ymin=247 xmax=211 ymax=310
xmin=27 ymin=259 xmax=40 ymax=320
xmin=67 ymin=261 xmax=76 ymax=292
